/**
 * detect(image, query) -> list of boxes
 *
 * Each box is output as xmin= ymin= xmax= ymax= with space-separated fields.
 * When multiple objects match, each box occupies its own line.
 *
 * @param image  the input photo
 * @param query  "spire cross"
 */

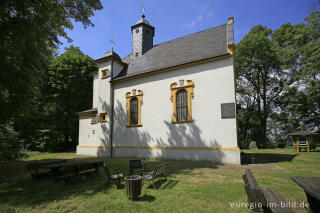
xmin=142 ymin=4 xmax=145 ymax=18
xmin=110 ymin=39 xmax=114 ymax=51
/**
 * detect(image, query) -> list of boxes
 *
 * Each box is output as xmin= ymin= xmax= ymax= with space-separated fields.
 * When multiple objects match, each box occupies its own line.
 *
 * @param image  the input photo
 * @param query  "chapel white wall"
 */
xmin=77 ymin=61 xmax=112 ymax=156
xmin=111 ymin=57 xmax=239 ymax=163
xmin=77 ymin=115 xmax=98 ymax=146
xmin=78 ymin=56 xmax=239 ymax=163
xmin=113 ymin=60 xmax=124 ymax=78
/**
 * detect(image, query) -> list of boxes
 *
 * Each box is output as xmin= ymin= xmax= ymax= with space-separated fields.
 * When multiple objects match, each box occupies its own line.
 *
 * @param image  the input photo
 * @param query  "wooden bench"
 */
xmin=103 ymin=163 xmax=124 ymax=187
xmin=241 ymin=152 xmax=256 ymax=164
xmin=291 ymin=176 xmax=320 ymax=213
xmin=26 ymin=159 xmax=67 ymax=180
xmin=129 ymin=160 xmax=146 ymax=175
xmin=142 ymin=162 xmax=168 ymax=189
xmin=58 ymin=161 xmax=103 ymax=183
xmin=242 ymin=169 xmax=293 ymax=213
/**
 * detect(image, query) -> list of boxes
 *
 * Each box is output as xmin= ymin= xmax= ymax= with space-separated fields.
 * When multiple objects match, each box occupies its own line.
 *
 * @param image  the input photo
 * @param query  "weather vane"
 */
xmin=110 ymin=39 xmax=114 ymax=51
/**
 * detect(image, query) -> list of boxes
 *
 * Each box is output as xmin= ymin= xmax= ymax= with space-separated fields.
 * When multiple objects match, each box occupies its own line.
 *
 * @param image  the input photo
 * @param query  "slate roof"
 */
xmin=96 ymin=50 xmax=122 ymax=63
xmin=135 ymin=17 xmax=151 ymax=25
xmin=77 ymin=108 xmax=97 ymax=115
xmin=288 ymin=130 xmax=317 ymax=136
xmin=115 ymin=22 xmax=232 ymax=80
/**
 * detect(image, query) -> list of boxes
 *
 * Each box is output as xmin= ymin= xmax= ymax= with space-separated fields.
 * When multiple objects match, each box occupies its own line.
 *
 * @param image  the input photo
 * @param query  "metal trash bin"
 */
xmin=124 ymin=175 xmax=142 ymax=200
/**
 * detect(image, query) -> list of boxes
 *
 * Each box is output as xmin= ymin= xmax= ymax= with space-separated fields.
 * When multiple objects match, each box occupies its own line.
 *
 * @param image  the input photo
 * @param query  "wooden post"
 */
xmin=297 ymin=136 xmax=300 ymax=152
xmin=307 ymin=136 xmax=310 ymax=152
xmin=292 ymin=136 xmax=295 ymax=152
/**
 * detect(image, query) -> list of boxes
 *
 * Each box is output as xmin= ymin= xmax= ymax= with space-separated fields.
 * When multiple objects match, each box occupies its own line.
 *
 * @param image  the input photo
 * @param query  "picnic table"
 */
xmin=291 ymin=176 xmax=320 ymax=213
xmin=42 ymin=160 xmax=104 ymax=182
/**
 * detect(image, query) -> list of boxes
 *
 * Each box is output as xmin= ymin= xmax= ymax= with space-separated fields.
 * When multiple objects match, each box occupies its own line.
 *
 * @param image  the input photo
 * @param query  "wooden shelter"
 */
xmin=288 ymin=130 xmax=317 ymax=152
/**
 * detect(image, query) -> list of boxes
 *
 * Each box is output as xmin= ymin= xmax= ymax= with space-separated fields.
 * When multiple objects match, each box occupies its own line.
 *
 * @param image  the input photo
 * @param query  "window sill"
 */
xmin=100 ymin=120 xmax=107 ymax=123
xmin=126 ymin=124 xmax=143 ymax=128
xmin=172 ymin=120 xmax=193 ymax=124
xmin=91 ymin=121 xmax=97 ymax=125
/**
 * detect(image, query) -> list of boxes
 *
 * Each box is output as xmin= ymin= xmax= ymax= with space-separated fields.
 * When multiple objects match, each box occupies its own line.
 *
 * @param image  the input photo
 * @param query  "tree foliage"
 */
xmin=16 ymin=46 xmax=96 ymax=153
xmin=0 ymin=0 xmax=102 ymax=124
xmin=0 ymin=1 xmax=101 ymax=159
xmin=237 ymin=10 xmax=320 ymax=148
xmin=43 ymin=46 xmax=96 ymax=151
xmin=236 ymin=25 xmax=295 ymax=147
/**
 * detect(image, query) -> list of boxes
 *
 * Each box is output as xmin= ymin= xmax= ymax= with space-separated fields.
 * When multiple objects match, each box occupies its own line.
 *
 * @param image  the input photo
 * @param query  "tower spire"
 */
xmin=110 ymin=39 xmax=114 ymax=52
xmin=142 ymin=4 xmax=145 ymax=19
xmin=131 ymin=5 xmax=154 ymax=58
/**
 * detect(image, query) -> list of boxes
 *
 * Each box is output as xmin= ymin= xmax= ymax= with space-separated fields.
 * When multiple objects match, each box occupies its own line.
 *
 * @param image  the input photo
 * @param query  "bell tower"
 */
xmin=131 ymin=8 xmax=154 ymax=58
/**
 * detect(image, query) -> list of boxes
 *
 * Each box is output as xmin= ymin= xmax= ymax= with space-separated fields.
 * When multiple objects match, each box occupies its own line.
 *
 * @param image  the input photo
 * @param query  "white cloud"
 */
xmin=185 ymin=13 xmax=212 ymax=29
xmin=207 ymin=11 xmax=214 ymax=17
xmin=184 ymin=4 xmax=215 ymax=29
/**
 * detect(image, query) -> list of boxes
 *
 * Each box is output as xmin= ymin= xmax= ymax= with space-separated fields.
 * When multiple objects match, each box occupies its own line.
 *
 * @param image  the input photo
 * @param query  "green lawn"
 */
xmin=0 ymin=149 xmax=319 ymax=213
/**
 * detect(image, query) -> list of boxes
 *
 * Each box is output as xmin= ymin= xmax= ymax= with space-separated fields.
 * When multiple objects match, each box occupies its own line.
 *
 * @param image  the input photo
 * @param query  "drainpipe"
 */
xmin=109 ymin=59 xmax=115 ymax=158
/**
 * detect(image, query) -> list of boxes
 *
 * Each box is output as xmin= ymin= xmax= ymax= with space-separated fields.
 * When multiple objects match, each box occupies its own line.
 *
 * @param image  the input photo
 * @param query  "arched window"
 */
xmin=130 ymin=98 xmax=138 ymax=125
xmin=170 ymin=80 xmax=194 ymax=123
xmin=126 ymin=90 xmax=143 ymax=127
xmin=176 ymin=89 xmax=188 ymax=121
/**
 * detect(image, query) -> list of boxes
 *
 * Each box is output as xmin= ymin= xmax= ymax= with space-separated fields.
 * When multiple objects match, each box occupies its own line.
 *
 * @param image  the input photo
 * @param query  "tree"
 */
xmin=273 ymin=10 xmax=320 ymax=133
xmin=236 ymin=25 xmax=298 ymax=147
xmin=236 ymin=10 xmax=320 ymax=148
xmin=0 ymin=0 xmax=102 ymax=157
xmin=43 ymin=46 xmax=96 ymax=151
xmin=301 ymin=10 xmax=320 ymax=130
xmin=0 ymin=0 xmax=102 ymax=124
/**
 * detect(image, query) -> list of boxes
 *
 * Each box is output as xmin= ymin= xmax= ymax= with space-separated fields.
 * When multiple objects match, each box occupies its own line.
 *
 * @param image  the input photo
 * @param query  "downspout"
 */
xmin=109 ymin=59 xmax=115 ymax=158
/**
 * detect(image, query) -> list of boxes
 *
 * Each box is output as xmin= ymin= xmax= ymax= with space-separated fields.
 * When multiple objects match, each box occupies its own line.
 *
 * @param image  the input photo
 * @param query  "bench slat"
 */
xmin=245 ymin=169 xmax=260 ymax=190
xmin=27 ymin=160 xmax=67 ymax=171
xmin=78 ymin=169 xmax=96 ymax=175
xmin=243 ymin=169 xmax=293 ymax=213
xmin=243 ymin=169 xmax=265 ymax=204
xmin=57 ymin=162 xmax=101 ymax=182
xmin=142 ymin=162 xmax=168 ymax=189
xmin=244 ymin=184 xmax=263 ymax=212
xmin=261 ymin=188 xmax=294 ymax=213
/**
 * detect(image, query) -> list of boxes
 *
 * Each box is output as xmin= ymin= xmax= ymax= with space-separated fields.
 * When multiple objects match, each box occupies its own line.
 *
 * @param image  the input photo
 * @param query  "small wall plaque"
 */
xmin=179 ymin=80 xmax=184 ymax=86
xmin=221 ymin=102 xmax=235 ymax=119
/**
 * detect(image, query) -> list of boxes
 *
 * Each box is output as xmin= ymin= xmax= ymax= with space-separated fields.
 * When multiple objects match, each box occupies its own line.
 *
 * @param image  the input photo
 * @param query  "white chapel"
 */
xmin=76 ymin=13 xmax=240 ymax=164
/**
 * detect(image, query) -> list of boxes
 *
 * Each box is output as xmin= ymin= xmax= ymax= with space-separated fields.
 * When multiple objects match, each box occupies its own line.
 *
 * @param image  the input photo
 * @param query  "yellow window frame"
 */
xmin=170 ymin=80 xmax=194 ymax=124
xmin=126 ymin=89 xmax=143 ymax=128
xmin=100 ymin=112 xmax=107 ymax=123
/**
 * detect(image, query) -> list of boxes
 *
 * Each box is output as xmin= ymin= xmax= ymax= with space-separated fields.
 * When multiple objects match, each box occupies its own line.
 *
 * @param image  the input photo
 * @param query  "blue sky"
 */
xmin=58 ymin=0 xmax=319 ymax=59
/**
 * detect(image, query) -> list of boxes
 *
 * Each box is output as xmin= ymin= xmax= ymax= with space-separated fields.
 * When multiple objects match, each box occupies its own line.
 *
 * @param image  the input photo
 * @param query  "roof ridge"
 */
xmin=154 ymin=23 xmax=226 ymax=48
xmin=122 ymin=23 xmax=227 ymax=60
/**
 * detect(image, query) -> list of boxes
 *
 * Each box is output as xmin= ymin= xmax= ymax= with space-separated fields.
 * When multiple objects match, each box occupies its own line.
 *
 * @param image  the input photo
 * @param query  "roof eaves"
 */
xmin=113 ymin=53 xmax=231 ymax=82
xmin=95 ymin=55 xmax=126 ymax=66
xmin=76 ymin=108 xmax=98 ymax=116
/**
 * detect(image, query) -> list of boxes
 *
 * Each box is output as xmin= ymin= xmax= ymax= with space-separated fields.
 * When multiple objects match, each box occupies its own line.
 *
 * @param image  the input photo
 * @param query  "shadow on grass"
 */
xmin=241 ymin=152 xmax=299 ymax=164
xmin=109 ymin=183 xmax=124 ymax=189
xmin=0 ymin=155 xmax=224 ymax=210
xmin=162 ymin=180 xmax=179 ymax=189
xmin=0 ymin=171 xmax=110 ymax=208
xmin=0 ymin=157 xmax=127 ymax=209
xmin=144 ymin=179 xmax=179 ymax=190
xmin=136 ymin=194 xmax=156 ymax=202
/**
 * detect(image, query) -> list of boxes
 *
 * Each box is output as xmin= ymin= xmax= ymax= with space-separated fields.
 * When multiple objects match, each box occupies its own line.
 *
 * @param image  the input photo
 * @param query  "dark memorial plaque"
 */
xmin=221 ymin=102 xmax=235 ymax=119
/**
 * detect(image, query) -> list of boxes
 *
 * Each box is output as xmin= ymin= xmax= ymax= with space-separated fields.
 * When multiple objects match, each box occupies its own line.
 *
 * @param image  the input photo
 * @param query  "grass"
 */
xmin=0 ymin=149 xmax=319 ymax=213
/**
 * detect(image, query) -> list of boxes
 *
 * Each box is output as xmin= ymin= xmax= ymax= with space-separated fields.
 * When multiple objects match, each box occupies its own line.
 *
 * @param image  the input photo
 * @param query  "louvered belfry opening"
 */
xmin=130 ymin=98 xmax=138 ymax=125
xmin=176 ymin=89 xmax=188 ymax=121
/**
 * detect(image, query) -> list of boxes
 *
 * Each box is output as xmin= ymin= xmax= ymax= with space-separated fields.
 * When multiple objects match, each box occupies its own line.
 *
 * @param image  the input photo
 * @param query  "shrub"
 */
xmin=0 ymin=122 xmax=21 ymax=160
